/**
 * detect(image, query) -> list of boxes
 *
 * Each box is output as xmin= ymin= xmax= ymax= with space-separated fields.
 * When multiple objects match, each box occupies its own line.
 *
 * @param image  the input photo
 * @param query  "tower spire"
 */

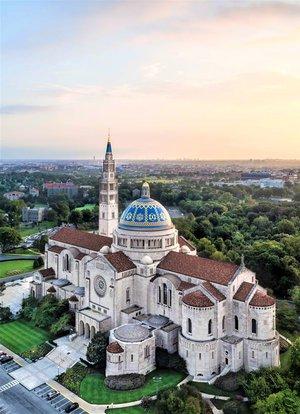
xmin=106 ymin=130 xmax=112 ymax=154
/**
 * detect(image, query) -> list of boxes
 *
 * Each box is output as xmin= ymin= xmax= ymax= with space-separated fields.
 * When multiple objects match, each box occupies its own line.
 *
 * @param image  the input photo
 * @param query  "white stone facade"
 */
xmin=30 ymin=138 xmax=280 ymax=382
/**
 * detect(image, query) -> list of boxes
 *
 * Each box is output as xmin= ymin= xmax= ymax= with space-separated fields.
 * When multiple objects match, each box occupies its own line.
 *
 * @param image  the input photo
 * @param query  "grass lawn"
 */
xmin=19 ymin=221 xmax=55 ymax=238
xmin=106 ymin=407 xmax=155 ymax=414
xmin=8 ymin=248 xmax=40 ymax=255
xmin=192 ymin=381 xmax=236 ymax=398
xmin=0 ymin=259 xmax=35 ymax=279
xmin=80 ymin=369 xmax=185 ymax=405
xmin=75 ymin=204 xmax=96 ymax=212
xmin=0 ymin=320 xmax=49 ymax=354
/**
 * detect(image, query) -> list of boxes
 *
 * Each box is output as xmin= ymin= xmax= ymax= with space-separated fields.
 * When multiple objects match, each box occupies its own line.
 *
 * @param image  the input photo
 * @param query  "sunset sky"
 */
xmin=1 ymin=0 xmax=300 ymax=160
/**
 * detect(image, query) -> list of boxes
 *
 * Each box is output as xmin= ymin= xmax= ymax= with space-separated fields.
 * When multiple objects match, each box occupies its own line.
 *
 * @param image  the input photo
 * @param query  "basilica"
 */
xmin=31 ymin=137 xmax=280 ymax=381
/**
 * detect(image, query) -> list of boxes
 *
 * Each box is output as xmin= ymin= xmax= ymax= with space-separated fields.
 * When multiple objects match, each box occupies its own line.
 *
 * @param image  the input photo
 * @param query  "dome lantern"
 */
xmin=141 ymin=182 xmax=150 ymax=198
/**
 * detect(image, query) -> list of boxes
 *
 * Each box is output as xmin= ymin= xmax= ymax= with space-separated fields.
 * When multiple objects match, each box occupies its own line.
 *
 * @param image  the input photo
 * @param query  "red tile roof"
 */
xmin=39 ymin=267 xmax=55 ymax=278
xmin=177 ymin=281 xmax=196 ymax=291
xmin=48 ymin=245 xmax=65 ymax=253
xmin=233 ymin=282 xmax=254 ymax=302
xmin=158 ymin=251 xmax=239 ymax=286
xmin=50 ymin=227 xmax=112 ymax=251
xmin=107 ymin=342 xmax=124 ymax=353
xmin=74 ymin=252 xmax=87 ymax=261
xmin=106 ymin=251 xmax=136 ymax=273
xmin=182 ymin=290 xmax=214 ymax=308
xmin=250 ymin=291 xmax=275 ymax=307
xmin=178 ymin=236 xmax=196 ymax=251
xmin=203 ymin=281 xmax=226 ymax=301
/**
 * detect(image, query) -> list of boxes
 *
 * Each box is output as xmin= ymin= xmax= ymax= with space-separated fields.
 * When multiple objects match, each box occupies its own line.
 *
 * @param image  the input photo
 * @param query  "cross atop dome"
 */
xmin=141 ymin=182 xmax=150 ymax=198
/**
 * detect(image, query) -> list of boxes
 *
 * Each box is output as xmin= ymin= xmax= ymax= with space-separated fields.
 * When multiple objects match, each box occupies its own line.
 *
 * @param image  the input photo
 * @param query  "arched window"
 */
xmin=208 ymin=319 xmax=212 ymax=335
xmin=168 ymin=289 xmax=172 ymax=307
xmin=234 ymin=315 xmax=239 ymax=331
xmin=126 ymin=288 xmax=130 ymax=303
xmin=64 ymin=254 xmax=70 ymax=271
xmin=251 ymin=318 xmax=257 ymax=334
xmin=163 ymin=283 xmax=168 ymax=305
xmin=222 ymin=316 xmax=225 ymax=331
xmin=158 ymin=286 xmax=161 ymax=303
xmin=187 ymin=318 xmax=192 ymax=334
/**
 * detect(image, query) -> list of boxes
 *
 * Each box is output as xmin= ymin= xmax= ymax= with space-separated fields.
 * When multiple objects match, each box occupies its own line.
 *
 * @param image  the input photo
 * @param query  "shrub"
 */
xmin=105 ymin=373 xmax=145 ymax=390
xmin=0 ymin=305 xmax=13 ymax=323
xmin=57 ymin=363 xmax=88 ymax=394
xmin=156 ymin=347 xmax=187 ymax=373
xmin=223 ymin=400 xmax=242 ymax=414
xmin=215 ymin=371 xmax=240 ymax=392
xmin=21 ymin=342 xmax=52 ymax=361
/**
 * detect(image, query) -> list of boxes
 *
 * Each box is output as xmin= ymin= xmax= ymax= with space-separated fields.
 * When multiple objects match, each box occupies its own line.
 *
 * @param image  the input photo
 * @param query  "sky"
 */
xmin=1 ymin=0 xmax=300 ymax=160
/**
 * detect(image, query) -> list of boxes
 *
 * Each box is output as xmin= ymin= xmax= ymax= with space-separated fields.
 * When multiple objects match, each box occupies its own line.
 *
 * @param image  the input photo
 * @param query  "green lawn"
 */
xmin=0 ymin=259 xmax=35 ymax=279
xmin=0 ymin=320 xmax=49 ymax=354
xmin=80 ymin=369 xmax=185 ymax=405
xmin=192 ymin=381 xmax=236 ymax=398
xmin=106 ymin=407 xmax=155 ymax=414
xmin=75 ymin=204 xmax=96 ymax=212
xmin=19 ymin=221 xmax=55 ymax=238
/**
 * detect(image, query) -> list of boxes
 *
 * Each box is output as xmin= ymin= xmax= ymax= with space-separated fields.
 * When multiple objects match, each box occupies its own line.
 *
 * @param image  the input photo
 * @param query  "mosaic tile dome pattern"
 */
xmin=119 ymin=188 xmax=173 ymax=232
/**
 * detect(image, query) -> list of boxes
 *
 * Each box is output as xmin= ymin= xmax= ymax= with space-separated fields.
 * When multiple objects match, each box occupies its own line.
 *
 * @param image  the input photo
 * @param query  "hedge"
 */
xmin=105 ymin=373 xmax=146 ymax=390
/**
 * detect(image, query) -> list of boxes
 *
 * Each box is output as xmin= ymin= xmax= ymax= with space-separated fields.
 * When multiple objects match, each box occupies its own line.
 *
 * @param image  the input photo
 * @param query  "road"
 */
xmin=0 ymin=367 xmax=57 ymax=414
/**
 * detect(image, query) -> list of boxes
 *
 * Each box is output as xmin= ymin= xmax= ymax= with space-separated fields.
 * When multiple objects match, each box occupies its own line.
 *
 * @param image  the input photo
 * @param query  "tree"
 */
xmin=277 ymin=219 xmax=296 ymax=235
xmin=50 ymin=313 xmax=71 ymax=336
xmin=240 ymin=368 xmax=288 ymax=404
xmin=0 ymin=305 xmax=13 ymax=323
xmin=0 ymin=226 xmax=22 ymax=252
xmin=86 ymin=332 xmax=108 ymax=368
xmin=290 ymin=337 xmax=300 ymax=374
xmin=69 ymin=210 xmax=82 ymax=226
xmin=291 ymin=286 xmax=300 ymax=313
xmin=33 ymin=256 xmax=44 ymax=269
xmin=276 ymin=301 xmax=298 ymax=333
xmin=255 ymin=389 xmax=300 ymax=414
xmin=33 ymin=235 xmax=48 ymax=253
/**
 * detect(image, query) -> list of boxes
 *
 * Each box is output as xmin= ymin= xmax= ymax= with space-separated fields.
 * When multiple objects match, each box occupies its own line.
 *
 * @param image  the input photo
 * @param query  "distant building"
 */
xmin=213 ymin=178 xmax=284 ymax=189
xmin=44 ymin=181 xmax=78 ymax=198
xmin=241 ymin=172 xmax=270 ymax=180
xmin=132 ymin=188 xmax=141 ymax=198
xmin=4 ymin=191 xmax=25 ymax=201
xmin=22 ymin=207 xmax=47 ymax=223
xmin=29 ymin=187 xmax=40 ymax=197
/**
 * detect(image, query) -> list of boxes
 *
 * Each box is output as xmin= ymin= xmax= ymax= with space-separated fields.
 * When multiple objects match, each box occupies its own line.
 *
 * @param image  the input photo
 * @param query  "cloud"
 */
xmin=0 ymin=104 xmax=52 ymax=115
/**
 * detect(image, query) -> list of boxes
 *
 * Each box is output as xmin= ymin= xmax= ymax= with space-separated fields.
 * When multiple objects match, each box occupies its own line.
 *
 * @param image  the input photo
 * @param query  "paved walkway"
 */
xmin=0 ymin=254 xmax=40 ymax=262
xmin=0 ymin=342 xmax=233 ymax=413
xmin=0 ymin=276 xmax=33 ymax=313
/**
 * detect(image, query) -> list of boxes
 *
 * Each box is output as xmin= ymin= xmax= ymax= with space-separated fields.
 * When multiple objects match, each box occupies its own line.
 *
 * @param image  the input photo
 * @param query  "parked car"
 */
xmin=65 ymin=402 xmax=79 ymax=413
xmin=46 ymin=390 xmax=59 ymax=400
xmin=0 ymin=355 xmax=13 ymax=364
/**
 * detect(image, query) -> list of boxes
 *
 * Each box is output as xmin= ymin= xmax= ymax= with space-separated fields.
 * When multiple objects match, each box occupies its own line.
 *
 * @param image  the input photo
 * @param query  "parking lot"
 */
xmin=33 ymin=384 xmax=87 ymax=414
xmin=1 ymin=360 xmax=21 ymax=374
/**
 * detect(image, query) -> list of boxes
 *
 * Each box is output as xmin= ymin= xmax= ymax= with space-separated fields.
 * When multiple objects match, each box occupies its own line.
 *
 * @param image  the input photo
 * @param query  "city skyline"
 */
xmin=1 ymin=0 xmax=300 ymax=160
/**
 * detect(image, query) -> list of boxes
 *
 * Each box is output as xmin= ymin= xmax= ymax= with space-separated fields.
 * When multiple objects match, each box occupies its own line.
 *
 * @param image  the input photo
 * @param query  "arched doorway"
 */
xmin=84 ymin=323 xmax=90 ymax=339
xmin=79 ymin=320 xmax=84 ymax=336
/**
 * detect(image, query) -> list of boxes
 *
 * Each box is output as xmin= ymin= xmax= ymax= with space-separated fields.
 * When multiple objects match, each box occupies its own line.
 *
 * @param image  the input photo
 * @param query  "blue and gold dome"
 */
xmin=119 ymin=183 xmax=173 ymax=231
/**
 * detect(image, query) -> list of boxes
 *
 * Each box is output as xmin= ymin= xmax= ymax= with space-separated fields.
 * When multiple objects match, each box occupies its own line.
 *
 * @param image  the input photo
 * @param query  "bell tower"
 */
xmin=99 ymin=133 xmax=118 ymax=236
